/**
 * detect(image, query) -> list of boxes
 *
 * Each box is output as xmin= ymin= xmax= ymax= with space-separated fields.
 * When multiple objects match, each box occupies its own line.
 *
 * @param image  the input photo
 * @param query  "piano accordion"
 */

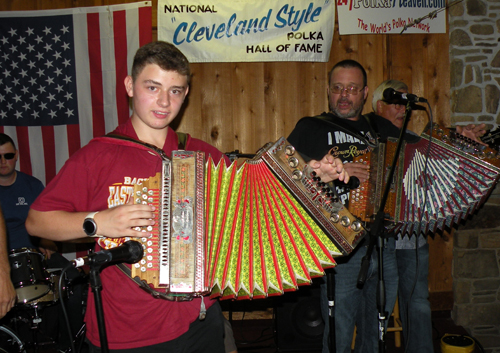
xmin=98 ymin=137 xmax=365 ymax=300
xmin=348 ymin=124 xmax=500 ymax=235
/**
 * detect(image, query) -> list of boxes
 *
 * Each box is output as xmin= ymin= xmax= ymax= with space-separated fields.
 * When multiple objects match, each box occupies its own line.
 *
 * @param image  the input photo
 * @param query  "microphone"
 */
xmin=383 ymin=88 xmax=427 ymax=103
xmin=72 ymin=240 xmax=144 ymax=268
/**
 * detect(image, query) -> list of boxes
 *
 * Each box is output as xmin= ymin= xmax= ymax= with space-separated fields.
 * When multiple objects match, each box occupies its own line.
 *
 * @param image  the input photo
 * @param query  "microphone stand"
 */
xmin=327 ymin=271 xmax=336 ymax=352
xmin=357 ymin=102 xmax=413 ymax=353
xmin=89 ymin=261 xmax=109 ymax=353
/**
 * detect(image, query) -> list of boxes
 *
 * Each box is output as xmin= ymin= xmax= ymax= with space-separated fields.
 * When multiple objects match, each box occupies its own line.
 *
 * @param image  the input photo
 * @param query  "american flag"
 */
xmin=0 ymin=2 xmax=152 ymax=185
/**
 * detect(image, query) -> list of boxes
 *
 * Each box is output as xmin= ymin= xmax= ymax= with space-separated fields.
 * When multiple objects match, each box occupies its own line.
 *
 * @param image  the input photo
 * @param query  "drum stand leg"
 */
xmin=0 ymin=325 xmax=27 ymax=353
xmin=29 ymin=306 xmax=45 ymax=353
xmin=14 ymin=304 xmax=57 ymax=353
xmin=58 ymin=323 xmax=86 ymax=353
xmin=33 ymin=306 xmax=45 ymax=352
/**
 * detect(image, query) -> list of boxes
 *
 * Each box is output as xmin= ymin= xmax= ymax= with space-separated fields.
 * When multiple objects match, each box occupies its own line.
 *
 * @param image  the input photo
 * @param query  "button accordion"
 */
xmin=98 ymin=137 xmax=365 ymax=300
xmin=348 ymin=124 xmax=500 ymax=236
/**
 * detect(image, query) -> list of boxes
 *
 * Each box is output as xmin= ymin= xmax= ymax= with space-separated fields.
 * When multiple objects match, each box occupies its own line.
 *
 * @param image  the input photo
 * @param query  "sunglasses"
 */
xmin=330 ymin=84 xmax=365 ymax=96
xmin=0 ymin=153 xmax=15 ymax=160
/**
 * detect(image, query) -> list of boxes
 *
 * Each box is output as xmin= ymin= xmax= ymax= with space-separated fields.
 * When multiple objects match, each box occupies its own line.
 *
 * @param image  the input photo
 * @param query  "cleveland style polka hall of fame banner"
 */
xmin=157 ymin=0 xmax=336 ymax=62
xmin=337 ymin=0 xmax=447 ymax=35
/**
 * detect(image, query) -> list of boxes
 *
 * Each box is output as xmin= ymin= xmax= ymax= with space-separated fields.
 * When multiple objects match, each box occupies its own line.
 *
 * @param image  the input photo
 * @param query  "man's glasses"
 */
xmin=0 ymin=153 xmax=15 ymax=160
xmin=331 ymin=84 xmax=365 ymax=96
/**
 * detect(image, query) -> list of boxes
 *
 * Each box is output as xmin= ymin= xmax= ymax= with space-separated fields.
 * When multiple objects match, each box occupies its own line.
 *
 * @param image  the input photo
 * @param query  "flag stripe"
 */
xmin=74 ymin=10 xmax=92 ymax=150
xmin=139 ymin=6 xmax=152 ymax=47
xmin=54 ymin=124 xmax=70 ymax=173
xmin=99 ymin=11 xmax=119 ymax=133
xmin=87 ymin=12 xmax=106 ymax=138
xmin=28 ymin=128 xmax=45 ymax=183
xmin=114 ymin=10 xmax=130 ymax=126
xmin=67 ymin=124 xmax=81 ymax=157
xmin=16 ymin=127 xmax=31 ymax=175
xmin=41 ymin=126 xmax=56 ymax=182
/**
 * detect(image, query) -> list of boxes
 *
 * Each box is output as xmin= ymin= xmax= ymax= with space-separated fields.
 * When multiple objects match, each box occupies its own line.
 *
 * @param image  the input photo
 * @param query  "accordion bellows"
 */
xmin=99 ymin=137 xmax=365 ymax=300
xmin=349 ymin=124 xmax=500 ymax=236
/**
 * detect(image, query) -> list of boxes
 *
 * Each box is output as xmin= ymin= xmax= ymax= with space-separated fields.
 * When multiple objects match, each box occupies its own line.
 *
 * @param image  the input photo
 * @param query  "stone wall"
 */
xmin=450 ymin=0 xmax=500 ymax=128
xmin=450 ymin=0 xmax=500 ymax=351
xmin=453 ymin=203 xmax=500 ymax=350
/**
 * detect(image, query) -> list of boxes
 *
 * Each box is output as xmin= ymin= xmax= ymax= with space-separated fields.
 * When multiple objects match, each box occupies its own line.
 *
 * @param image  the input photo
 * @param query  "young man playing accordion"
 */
xmin=27 ymin=41 xmax=230 ymax=352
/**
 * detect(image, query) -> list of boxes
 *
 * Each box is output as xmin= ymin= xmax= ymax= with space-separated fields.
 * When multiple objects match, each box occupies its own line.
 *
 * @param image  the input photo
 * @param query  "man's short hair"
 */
xmin=372 ymin=79 xmax=408 ymax=112
xmin=328 ymin=60 xmax=367 ymax=88
xmin=0 ymin=133 xmax=16 ymax=150
xmin=131 ymin=41 xmax=191 ymax=84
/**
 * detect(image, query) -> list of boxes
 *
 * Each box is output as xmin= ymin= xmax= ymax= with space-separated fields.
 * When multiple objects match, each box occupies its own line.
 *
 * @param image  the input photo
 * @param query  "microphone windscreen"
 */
xmin=347 ymin=176 xmax=360 ymax=190
xmin=125 ymin=240 xmax=144 ymax=264
xmin=382 ymin=88 xmax=396 ymax=101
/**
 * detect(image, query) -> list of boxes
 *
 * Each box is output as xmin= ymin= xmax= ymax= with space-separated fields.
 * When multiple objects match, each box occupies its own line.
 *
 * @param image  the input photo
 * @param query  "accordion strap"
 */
xmin=115 ymin=263 xmax=166 ymax=299
xmin=176 ymin=131 xmax=187 ymax=149
xmin=101 ymin=131 xmax=189 ymax=158
xmin=115 ymin=263 xmax=193 ymax=301
xmin=102 ymin=133 xmax=169 ymax=160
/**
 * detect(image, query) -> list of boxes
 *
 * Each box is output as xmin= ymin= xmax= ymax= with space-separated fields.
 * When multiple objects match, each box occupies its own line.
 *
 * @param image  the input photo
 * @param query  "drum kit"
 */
xmin=0 ymin=248 xmax=88 ymax=353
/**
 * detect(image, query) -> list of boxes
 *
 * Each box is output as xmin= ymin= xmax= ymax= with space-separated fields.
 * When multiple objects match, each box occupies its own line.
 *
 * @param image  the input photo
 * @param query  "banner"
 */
xmin=337 ymin=0 xmax=446 ymax=35
xmin=0 ymin=2 xmax=152 ymax=185
xmin=158 ymin=0 xmax=335 ymax=62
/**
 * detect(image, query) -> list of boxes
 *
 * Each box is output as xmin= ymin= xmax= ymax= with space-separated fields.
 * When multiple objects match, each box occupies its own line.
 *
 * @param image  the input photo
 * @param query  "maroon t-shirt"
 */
xmin=31 ymin=119 xmax=228 ymax=349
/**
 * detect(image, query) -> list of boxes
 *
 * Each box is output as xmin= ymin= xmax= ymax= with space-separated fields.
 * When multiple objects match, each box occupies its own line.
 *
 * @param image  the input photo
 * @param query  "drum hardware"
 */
xmin=6 ymin=246 xmax=90 ymax=353
xmin=26 ymin=268 xmax=68 ymax=307
xmin=0 ymin=325 xmax=26 ymax=353
xmin=5 ymin=248 xmax=55 ymax=352
xmin=2 ymin=305 xmax=56 ymax=353
xmin=9 ymin=249 xmax=51 ymax=304
xmin=5 ymin=277 xmax=84 ymax=353
xmin=58 ymin=323 xmax=87 ymax=353
xmin=24 ymin=305 xmax=56 ymax=348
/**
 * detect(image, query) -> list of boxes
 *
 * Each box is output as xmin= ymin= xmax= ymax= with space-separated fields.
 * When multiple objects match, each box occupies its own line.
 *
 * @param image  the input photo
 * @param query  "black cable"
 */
xmin=59 ymin=263 xmax=76 ymax=353
xmin=471 ymin=335 xmax=485 ymax=353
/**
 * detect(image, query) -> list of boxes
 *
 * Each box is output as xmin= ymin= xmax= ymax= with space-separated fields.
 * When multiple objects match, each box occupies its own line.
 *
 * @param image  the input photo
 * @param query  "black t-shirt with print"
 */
xmin=287 ymin=112 xmax=418 ymax=205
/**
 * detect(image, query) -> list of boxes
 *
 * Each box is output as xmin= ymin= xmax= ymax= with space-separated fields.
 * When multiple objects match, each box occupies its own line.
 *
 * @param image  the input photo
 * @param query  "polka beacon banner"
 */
xmin=337 ymin=0 xmax=447 ymax=35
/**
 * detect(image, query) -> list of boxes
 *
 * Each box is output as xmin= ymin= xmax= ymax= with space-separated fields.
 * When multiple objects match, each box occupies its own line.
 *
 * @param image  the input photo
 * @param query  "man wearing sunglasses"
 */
xmin=0 ymin=136 xmax=20 ymax=319
xmin=0 ymin=134 xmax=47 ymax=322
xmin=0 ymin=134 xmax=49 ymax=252
xmin=0 ymin=133 xmax=83 ymax=347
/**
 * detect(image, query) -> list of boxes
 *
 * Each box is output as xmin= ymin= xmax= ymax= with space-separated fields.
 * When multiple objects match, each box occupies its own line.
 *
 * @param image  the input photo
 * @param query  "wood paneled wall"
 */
xmin=184 ymin=31 xmax=451 ymax=156
xmin=2 ymin=0 xmax=453 ymax=308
